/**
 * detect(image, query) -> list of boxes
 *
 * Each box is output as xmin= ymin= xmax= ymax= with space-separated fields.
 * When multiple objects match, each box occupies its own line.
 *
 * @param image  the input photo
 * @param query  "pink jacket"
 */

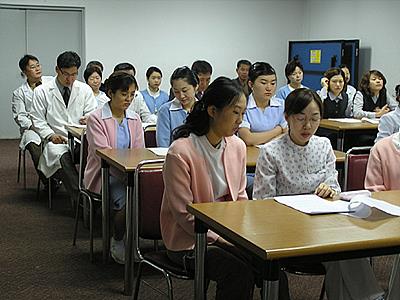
xmin=84 ymin=104 xmax=144 ymax=194
xmin=160 ymin=134 xmax=248 ymax=251
xmin=365 ymin=133 xmax=400 ymax=192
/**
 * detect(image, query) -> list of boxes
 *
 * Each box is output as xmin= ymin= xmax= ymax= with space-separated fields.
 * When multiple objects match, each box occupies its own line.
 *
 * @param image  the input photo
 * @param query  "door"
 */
xmin=0 ymin=5 xmax=84 ymax=139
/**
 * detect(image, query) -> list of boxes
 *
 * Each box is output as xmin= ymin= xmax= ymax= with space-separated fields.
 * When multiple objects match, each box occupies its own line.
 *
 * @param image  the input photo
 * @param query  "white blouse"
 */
xmin=253 ymin=134 xmax=340 ymax=199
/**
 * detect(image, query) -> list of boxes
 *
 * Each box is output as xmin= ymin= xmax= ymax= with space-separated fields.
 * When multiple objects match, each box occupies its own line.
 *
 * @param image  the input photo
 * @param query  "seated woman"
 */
xmin=238 ymin=62 xmax=287 ymax=146
xmin=140 ymin=66 xmax=169 ymax=115
xmin=156 ymin=66 xmax=198 ymax=147
xmin=319 ymin=68 xmax=353 ymax=119
xmin=353 ymin=69 xmax=397 ymax=119
xmin=84 ymin=66 xmax=109 ymax=108
xmin=375 ymin=84 xmax=400 ymax=143
xmin=253 ymin=88 xmax=384 ymax=300
xmin=365 ymin=130 xmax=400 ymax=300
xmin=276 ymin=59 xmax=307 ymax=100
xmin=160 ymin=77 xmax=256 ymax=299
xmin=84 ymin=71 xmax=144 ymax=264
xmin=319 ymin=64 xmax=357 ymax=102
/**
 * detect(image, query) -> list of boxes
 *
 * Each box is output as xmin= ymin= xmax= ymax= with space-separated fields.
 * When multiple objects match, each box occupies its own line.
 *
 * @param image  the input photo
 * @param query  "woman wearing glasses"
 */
xmin=238 ymin=62 xmax=287 ymax=146
xmin=253 ymin=88 xmax=384 ymax=300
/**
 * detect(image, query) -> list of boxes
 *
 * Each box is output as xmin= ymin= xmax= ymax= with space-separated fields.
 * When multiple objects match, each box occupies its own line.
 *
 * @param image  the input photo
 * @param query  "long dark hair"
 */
xmin=359 ymin=70 xmax=387 ymax=98
xmin=172 ymin=77 xmax=243 ymax=140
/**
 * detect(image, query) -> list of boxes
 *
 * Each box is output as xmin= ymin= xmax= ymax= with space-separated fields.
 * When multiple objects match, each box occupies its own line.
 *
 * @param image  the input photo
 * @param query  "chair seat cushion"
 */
xmin=143 ymin=250 xmax=194 ymax=278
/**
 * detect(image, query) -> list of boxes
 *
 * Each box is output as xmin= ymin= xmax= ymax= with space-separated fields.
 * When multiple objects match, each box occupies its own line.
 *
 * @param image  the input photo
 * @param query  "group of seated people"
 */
xmin=11 ymin=50 xmax=400 ymax=299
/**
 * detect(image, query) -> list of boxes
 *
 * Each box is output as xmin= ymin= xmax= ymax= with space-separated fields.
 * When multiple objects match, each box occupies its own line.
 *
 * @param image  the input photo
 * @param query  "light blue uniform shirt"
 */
xmin=375 ymin=105 xmax=400 ymax=143
xmin=276 ymin=84 xmax=307 ymax=100
xmin=141 ymin=88 xmax=169 ymax=114
xmin=240 ymin=94 xmax=287 ymax=132
xmin=101 ymin=102 xmax=132 ymax=149
xmin=156 ymin=98 xmax=189 ymax=147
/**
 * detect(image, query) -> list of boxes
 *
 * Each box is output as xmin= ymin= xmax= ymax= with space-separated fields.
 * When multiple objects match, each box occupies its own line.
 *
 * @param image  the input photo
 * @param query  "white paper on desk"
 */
xmin=147 ymin=147 xmax=168 ymax=156
xmin=345 ymin=196 xmax=400 ymax=217
xmin=361 ymin=117 xmax=379 ymax=125
xmin=67 ymin=123 xmax=86 ymax=128
xmin=327 ymin=118 xmax=362 ymax=123
xmin=274 ymin=194 xmax=351 ymax=214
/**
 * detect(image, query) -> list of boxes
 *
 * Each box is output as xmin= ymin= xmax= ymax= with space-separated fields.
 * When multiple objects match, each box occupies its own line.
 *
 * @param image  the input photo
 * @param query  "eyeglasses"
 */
xmin=28 ymin=63 xmax=41 ymax=70
xmin=293 ymin=114 xmax=321 ymax=125
xmin=60 ymin=70 xmax=78 ymax=78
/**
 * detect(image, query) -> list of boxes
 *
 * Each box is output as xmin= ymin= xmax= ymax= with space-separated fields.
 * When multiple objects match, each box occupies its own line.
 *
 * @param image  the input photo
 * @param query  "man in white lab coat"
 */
xmin=31 ymin=51 xmax=97 ymax=206
xmin=12 ymin=54 xmax=53 ymax=186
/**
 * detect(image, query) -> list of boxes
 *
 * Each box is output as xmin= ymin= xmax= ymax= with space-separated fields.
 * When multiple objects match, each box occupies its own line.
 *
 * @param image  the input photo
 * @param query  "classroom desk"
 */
xmin=96 ymin=148 xmax=164 ymax=295
xmin=188 ymin=190 xmax=400 ymax=300
xmin=319 ymin=119 xmax=378 ymax=151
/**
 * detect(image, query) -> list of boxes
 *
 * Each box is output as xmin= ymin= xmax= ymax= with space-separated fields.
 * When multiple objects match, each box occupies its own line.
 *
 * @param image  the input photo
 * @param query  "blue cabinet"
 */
xmin=289 ymin=40 xmax=359 ymax=90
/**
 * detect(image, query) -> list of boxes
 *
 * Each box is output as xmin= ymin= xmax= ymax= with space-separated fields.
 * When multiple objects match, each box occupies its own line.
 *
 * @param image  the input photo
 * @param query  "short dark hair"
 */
xmin=339 ymin=64 xmax=349 ymax=70
xmin=18 ymin=54 xmax=39 ymax=72
xmin=236 ymin=59 xmax=251 ymax=69
xmin=285 ymin=88 xmax=323 ymax=117
xmin=173 ymin=77 xmax=243 ymax=140
xmin=104 ymin=71 xmax=138 ymax=98
xmin=113 ymin=62 xmax=136 ymax=75
xmin=323 ymin=67 xmax=346 ymax=93
xmin=57 ymin=51 xmax=81 ymax=69
xmin=248 ymin=62 xmax=276 ymax=83
xmin=86 ymin=60 xmax=104 ymax=72
xmin=83 ymin=66 xmax=102 ymax=83
xmin=146 ymin=66 xmax=162 ymax=79
xmin=191 ymin=60 xmax=212 ymax=75
xmin=170 ymin=66 xmax=198 ymax=87
xmin=359 ymin=70 xmax=387 ymax=97
xmin=285 ymin=59 xmax=304 ymax=83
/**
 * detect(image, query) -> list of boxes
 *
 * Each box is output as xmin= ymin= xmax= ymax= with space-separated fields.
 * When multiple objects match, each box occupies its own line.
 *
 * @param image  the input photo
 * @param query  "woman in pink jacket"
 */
xmin=160 ymin=77 xmax=256 ymax=299
xmin=84 ymin=71 xmax=144 ymax=264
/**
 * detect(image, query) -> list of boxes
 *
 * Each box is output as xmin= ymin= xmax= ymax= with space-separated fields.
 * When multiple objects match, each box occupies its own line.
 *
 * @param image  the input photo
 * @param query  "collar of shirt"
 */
xmin=247 ymin=93 xmax=283 ymax=109
xmin=147 ymin=87 xmax=160 ymax=98
xmin=169 ymin=98 xmax=184 ymax=111
xmin=55 ymin=77 xmax=71 ymax=94
xmin=101 ymin=102 xmax=138 ymax=120
xmin=328 ymin=91 xmax=343 ymax=102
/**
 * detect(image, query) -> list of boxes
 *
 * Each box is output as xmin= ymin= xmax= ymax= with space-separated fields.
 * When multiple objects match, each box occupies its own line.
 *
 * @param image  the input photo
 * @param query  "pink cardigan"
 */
xmin=160 ymin=134 xmax=248 ymax=251
xmin=365 ymin=134 xmax=400 ymax=192
xmin=84 ymin=105 xmax=144 ymax=194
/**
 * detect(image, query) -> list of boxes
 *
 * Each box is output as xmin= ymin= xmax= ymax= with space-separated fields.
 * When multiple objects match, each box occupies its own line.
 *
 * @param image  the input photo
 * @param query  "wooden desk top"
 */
xmin=319 ymin=119 xmax=378 ymax=131
xmin=246 ymin=146 xmax=345 ymax=166
xmin=65 ymin=125 xmax=85 ymax=139
xmin=96 ymin=148 xmax=164 ymax=172
xmin=188 ymin=190 xmax=400 ymax=261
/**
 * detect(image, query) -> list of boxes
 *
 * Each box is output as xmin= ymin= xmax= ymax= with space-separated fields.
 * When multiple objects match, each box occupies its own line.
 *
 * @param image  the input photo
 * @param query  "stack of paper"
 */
xmin=328 ymin=118 xmax=362 ymax=123
xmin=361 ymin=117 xmax=379 ymax=125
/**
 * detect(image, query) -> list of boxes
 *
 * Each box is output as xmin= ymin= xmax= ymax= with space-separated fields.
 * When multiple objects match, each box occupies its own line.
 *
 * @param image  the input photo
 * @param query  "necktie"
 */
xmin=63 ymin=87 xmax=70 ymax=107
xmin=196 ymin=91 xmax=203 ymax=100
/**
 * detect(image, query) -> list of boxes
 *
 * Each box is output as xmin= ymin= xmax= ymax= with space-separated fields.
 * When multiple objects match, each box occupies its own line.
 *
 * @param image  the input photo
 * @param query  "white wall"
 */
xmin=304 ymin=0 xmax=400 ymax=95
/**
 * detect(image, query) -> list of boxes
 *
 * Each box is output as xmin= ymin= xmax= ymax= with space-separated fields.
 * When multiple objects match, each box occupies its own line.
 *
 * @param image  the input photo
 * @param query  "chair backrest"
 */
xmin=134 ymin=159 xmax=165 ymax=257
xmin=344 ymin=146 xmax=371 ymax=191
xmin=144 ymin=124 xmax=157 ymax=148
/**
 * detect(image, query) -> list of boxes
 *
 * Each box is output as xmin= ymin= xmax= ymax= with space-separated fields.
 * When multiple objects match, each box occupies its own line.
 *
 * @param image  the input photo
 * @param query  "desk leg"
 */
xmin=261 ymin=261 xmax=279 ymax=300
xmin=101 ymin=160 xmax=110 ymax=263
xmin=387 ymin=254 xmax=400 ymax=299
xmin=124 ymin=173 xmax=135 ymax=296
xmin=194 ymin=218 xmax=207 ymax=300
xmin=68 ymin=132 xmax=75 ymax=161
xmin=337 ymin=131 xmax=345 ymax=152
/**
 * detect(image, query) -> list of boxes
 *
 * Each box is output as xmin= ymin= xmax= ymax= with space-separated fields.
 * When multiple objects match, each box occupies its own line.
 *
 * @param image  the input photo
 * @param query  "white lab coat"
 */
xmin=11 ymin=76 xmax=53 ymax=149
xmin=30 ymin=77 xmax=97 ymax=177
xmin=127 ymin=91 xmax=157 ymax=123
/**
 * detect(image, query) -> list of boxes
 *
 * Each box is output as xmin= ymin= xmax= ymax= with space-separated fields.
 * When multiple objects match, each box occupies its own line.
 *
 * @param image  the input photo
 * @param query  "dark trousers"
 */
xmin=25 ymin=142 xmax=47 ymax=185
xmin=167 ymin=244 xmax=291 ymax=300
xmin=57 ymin=151 xmax=79 ymax=207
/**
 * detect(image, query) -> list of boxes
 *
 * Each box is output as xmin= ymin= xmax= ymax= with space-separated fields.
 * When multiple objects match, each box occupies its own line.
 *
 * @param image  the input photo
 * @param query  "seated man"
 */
xmin=12 ymin=54 xmax=53 ymax=187
xmin=31 ymin=51 xmax=97 ymax=206
xmin=232 ymin=59 xmax=251 ymax=98
xmin=191 ymin=60 xmax=212 ymax=100
xmin=113 ymin=62 xmax=157 ymax=124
